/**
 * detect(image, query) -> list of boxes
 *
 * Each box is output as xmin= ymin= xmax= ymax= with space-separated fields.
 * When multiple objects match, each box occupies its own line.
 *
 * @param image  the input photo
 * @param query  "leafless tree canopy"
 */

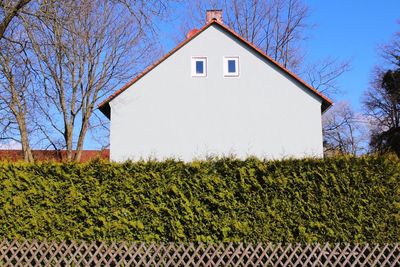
xmin=180 ymin=0 xmax=349 ymax=99
xmin=303 ymin=58 xmax=351 ymax=96
xmin=363 ymin=25 xmax=400 ymax=157
xmin=0 ymin=0 xmax=33 ymax=40
xmin=322 ymin=101 xmax=367 ymax=156
xmin=0 ymin=1 xmax=36 ymax=161
xmin=0 ymin=44 xmax=34 ymax=161
xmin=0 ymin=0 xmax=174 ymax=161
xmin=1 ymin=0 xmax=352 ymax=161
xmin=183 ymin=0 xmax=308 ymax=72
xmin=380 ymin=29 xmax=400 ymax=67
xmin=365 ymin=69 xmax=399 ymax=128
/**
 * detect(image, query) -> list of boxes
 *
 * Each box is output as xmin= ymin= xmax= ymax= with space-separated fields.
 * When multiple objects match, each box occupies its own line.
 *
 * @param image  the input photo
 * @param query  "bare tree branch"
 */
xmin=0 ymin=0 xmax=32 ymax=40
xmin=181 ymin=0 xmax=349 ymax=97
xmin=303 ymin=58 xmax=351 ymax=98
xmin=363 ymin=28 xmax=400 ymax=157
xmin=0 ymin=21 xmax=34 ymax=161
xmin=322 ymin=101 xmax=368 ymax=156
xmin=24 ymin=0 xmax=169 ymax=161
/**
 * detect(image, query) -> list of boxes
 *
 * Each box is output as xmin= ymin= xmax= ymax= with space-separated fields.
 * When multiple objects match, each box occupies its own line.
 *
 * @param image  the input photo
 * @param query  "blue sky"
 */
xmin=4 ymin=1 xmax=399 ymax=151
xmin=90 ymin=1 xmax=400 ymax=149
xmin=304 ymin=0 xmax=399 ymax=110
xmin=159 ymin=0 xmax=399 ymax=112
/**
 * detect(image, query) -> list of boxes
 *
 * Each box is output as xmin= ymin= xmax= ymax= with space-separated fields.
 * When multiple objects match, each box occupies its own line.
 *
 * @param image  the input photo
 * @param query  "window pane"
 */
xmin=196 ymin=61 xmax=204 ymax=74
xmin=228 ymin=60 xmax=236 ymax=73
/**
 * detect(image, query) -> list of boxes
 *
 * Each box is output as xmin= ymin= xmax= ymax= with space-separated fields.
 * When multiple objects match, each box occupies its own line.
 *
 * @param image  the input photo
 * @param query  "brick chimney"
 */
xmin=206 ymin=10 xmax=223 ymax=23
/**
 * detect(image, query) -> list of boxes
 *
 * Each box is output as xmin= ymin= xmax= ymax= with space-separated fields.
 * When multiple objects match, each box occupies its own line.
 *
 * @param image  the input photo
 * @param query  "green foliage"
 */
xmin=0 ymin=156 xmax=399 ymax=243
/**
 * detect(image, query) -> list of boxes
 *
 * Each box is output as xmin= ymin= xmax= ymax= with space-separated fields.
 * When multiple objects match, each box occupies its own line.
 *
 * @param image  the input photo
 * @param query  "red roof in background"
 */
xmin=0 ymin=150 xmax=109 ymax=162
xmin=98 ymin=20 xmax=333 ymax=119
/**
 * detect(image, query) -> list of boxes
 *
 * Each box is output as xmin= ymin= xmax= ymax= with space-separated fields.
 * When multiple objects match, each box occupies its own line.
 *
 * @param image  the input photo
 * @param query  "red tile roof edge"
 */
xmin=98 ymin=20 xmax=333 ymax=118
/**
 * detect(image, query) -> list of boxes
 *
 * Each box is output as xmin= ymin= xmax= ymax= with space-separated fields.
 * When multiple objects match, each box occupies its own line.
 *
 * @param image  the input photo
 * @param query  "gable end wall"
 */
xmin=109 ymin=25 xmax=324 ymax=161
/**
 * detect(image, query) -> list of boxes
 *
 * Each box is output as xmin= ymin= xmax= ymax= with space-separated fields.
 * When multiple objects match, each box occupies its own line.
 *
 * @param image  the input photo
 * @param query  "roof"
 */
xmin=98 ymin=20 xmax=333 ymax=119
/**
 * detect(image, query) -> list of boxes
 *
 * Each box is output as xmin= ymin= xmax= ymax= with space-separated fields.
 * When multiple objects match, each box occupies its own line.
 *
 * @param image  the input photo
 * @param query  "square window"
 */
xmin=224 ymin=57 xmax=239 ymax=77
xmin=191 ymin=57 xmax=207 ymax=77
xmin=228 ymin=60 xmax=236 ymax=73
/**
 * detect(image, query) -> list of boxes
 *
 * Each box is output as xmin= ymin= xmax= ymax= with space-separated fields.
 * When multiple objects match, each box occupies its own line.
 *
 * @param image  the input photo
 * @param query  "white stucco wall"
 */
xmin=109 ymin=24 xmax=324 ymax=161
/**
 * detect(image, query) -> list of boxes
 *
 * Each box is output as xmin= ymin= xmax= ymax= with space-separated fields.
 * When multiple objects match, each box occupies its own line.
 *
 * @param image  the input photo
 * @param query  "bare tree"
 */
xmin=364 ymin=68 xmax=400 ymax=157
xmin=182 ymin=0 xmax=308 ymax=72
xmin=303 ymin=57 xmax=351 ymax=98
xmin=180 ymin=0 xmax=349 ymax=98
xmin=322 ymin=101 xmax=367 ymax=156
xmin=0 ymin=25 xmax=34 ymax=161
xmin=380 ymin=27 xmax=400 ymax=67
xmin=363 ymin=26 xmax=400 ymax=157
xmin=0 ymin=0 xmax=33 ymax=40
xmin=24 ymin=0 xmax=168 ymax=161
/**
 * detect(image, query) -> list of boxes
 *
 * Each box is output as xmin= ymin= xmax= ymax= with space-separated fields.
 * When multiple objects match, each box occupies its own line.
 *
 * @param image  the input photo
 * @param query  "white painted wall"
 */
xmin=109 ymin=24 xmax=324 ymax=161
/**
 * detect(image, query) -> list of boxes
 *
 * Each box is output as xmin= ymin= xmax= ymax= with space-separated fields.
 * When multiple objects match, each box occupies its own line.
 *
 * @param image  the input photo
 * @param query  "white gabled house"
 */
xmin=99 ymin=10 xmax=333 ymax=161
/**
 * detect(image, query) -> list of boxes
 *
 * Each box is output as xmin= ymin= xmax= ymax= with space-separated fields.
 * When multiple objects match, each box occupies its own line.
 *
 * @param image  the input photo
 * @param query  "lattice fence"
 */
xmin=0 ymin=239 xmax=399 ymax=266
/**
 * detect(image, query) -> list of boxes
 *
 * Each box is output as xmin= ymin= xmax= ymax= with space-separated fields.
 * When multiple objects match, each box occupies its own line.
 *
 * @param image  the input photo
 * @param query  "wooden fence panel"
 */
xmin=0 ymin=239 xmax=399 ymax=266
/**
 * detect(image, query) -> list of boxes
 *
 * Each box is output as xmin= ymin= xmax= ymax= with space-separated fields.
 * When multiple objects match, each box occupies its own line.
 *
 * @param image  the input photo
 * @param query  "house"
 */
xmin=98 ymin=10 xmax=332 ymax=161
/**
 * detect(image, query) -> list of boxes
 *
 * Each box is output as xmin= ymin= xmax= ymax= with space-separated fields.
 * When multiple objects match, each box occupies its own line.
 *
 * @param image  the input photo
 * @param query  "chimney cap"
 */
xmin=206 ymin=10 xmax=223 ymax=23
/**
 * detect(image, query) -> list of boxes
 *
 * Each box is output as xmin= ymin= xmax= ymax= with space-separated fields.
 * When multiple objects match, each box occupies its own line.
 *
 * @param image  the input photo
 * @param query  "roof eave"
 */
xmin=321 ymin=100 xmax=333 ymax=113
xmin=97 ymin=21 xmax=217 ymax=116
xmin=99 ymin=102 xmax=110 ymax=119
xmin=97 ymin=20 xmax=333 ymax=117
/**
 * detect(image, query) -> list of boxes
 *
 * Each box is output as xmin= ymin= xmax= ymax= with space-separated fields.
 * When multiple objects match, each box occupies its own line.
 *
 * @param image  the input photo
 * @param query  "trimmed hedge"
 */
xmin=0 ymin=156 xmax=399 ymax=243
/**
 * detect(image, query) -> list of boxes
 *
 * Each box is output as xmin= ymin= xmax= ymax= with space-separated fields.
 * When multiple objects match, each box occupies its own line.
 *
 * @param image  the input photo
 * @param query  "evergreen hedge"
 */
xmin=0 ymin=156 xmax=399 ymax=243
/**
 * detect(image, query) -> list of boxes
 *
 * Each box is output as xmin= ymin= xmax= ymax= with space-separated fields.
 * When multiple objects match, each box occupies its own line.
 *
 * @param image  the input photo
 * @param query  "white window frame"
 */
xmin=191 ymin=56 xmax=207 ymax=77
xmin=223 ymin=56 xmax=239 ymax=77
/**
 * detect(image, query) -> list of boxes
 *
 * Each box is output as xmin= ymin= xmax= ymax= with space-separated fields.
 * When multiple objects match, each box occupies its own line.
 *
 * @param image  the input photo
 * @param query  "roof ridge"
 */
xmin=98 ymin=20 xmax=332 ymax=118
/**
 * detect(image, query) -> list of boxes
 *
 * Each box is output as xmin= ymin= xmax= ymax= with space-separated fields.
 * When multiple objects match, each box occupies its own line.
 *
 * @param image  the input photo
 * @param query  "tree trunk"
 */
xmin=74 ymin=113 xmax=90 ymax=162
xmin=16 ymin=116 xmax=34 ymax=162
xmin=64 ymin=125 xmax=74 ymax=162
